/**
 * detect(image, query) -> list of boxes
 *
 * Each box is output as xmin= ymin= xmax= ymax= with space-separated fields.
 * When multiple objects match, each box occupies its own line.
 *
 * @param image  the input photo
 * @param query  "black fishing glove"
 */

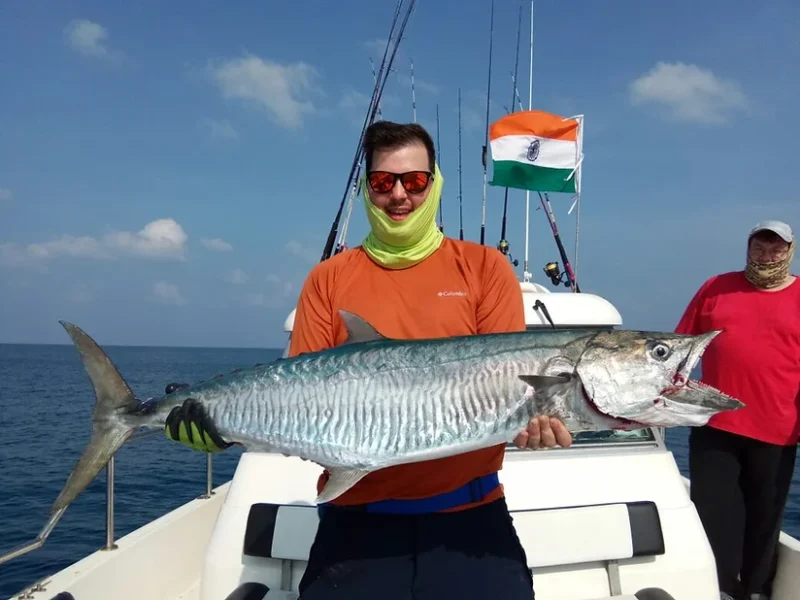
xmin=163 ymin=384 xmax=232 ymax=453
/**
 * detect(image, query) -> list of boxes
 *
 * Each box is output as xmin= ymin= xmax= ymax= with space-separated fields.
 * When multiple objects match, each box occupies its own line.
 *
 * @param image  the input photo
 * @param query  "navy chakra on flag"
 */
xmin=526 ymin=139 xmax=540 ymax=162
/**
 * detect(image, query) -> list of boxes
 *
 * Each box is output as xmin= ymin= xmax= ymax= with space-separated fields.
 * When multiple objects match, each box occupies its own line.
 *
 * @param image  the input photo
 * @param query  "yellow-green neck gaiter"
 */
xmin=362 ymin=163 xmax=445 ymax=270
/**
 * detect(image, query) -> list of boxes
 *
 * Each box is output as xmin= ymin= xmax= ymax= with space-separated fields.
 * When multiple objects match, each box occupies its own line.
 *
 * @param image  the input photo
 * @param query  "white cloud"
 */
xmin=286 ymin=239 xmax=319 ymax=264
xmin=104 ymin=218 xmax=188 ymax=259
xmin=208 ymin=55 xmax=321 ymax=129
xmin=246 ymin=274 xmax=297 ymax=309
xmin=0 ymin=189 xmax=12 ymax=201
xmin=397 ymin=73 xmax=439 ymax=95
xmin=339 ymin=88 xmax=371 ymax=112
xmin=0 ymin=218 xmax=188 ymax=269
xmin=201 ymin=237 xmax=233 ymax=252
xmin=68 ymin=283 xmax=96 ymax=304
xmin=364 ymin=38 xmax=395 ymax=59
xmin=629 ymin=62 xmax=748 ymax=125
xmin=151 ymin=282 xmax=186 ymax=306
xmin=228 ymin=268 xmax=248 ymax=285
xmin=202 ymin=119 xmax=239 ymax=142
xmin=64 ymin=19 xmax=117 ymax=61
xmin=460 ymin=105 xmax=483 ymax=132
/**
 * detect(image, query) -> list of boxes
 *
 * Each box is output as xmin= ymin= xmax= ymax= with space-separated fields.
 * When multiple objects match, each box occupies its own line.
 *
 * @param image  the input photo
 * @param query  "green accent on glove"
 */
xmin=164 ymin=398 xmax=231 ymax=453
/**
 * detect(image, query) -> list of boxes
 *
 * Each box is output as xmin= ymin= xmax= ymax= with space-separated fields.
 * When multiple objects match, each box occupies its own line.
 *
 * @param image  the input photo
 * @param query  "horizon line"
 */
xmin=0 ymin=341 xmax=286 ymax=352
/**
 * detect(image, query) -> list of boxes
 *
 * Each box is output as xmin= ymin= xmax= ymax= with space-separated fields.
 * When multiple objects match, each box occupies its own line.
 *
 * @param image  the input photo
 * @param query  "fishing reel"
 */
xmin=497 ymin=239 xmax=519 ymax=267
xmin=543 ymin=261 xmax=570 ymax=288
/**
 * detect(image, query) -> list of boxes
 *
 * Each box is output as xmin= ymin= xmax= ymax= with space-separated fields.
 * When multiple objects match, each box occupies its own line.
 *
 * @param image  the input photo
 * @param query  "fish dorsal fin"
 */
xmin=339 ymin=310 xmax=386 ymax=344
xmin=315 ymin=467 xmax=371 ymax=504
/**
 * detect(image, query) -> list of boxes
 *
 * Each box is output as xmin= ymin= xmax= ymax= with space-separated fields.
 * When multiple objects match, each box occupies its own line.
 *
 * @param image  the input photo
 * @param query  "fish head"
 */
xmin=573 ymin=329 xmax=745 ymax=428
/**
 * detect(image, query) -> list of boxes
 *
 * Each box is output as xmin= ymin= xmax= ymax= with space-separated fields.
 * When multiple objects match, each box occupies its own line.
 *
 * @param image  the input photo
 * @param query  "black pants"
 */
xmin=688 ymin=426 xmax=797 ymax=599
xmin=298 ymin=497 xmax=534 ymax=600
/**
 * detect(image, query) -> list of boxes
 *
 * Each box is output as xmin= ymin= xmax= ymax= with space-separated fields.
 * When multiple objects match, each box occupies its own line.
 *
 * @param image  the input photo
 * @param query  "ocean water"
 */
xmin=0 ymin=343 xmax=798 ymax=598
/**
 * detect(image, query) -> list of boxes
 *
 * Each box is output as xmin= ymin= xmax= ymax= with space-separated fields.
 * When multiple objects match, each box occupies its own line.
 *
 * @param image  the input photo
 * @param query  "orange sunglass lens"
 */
xmin=401 ymin=172 xmax=429 ymax=192
xmin=368 ymin=172 xmax=395 ymax=192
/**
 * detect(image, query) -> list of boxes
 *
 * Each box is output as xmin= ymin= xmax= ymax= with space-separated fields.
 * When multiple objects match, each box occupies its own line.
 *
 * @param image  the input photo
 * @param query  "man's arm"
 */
xmin=288 ymin=266 xmax=336 ymax=358
xmin=675 ymin=277 xmax=714 ymax=335
xmin=476 ymin=249 xmax=526 ymax=335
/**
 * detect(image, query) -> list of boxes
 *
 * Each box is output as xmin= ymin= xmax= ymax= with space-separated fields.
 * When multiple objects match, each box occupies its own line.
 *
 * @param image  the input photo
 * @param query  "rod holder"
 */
xmin=200 ymin=453 xmax=215 ymax=499
xmin=103 ymin=456 xmax=118 ymax=551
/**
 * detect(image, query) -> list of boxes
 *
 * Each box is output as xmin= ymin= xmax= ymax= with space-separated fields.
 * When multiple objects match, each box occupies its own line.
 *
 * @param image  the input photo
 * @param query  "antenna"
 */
xmin=436 ymin=103 xmax=443 ymax=233
xmin=410 ymin=58 xmax=417 ymax=123
xmin=522 ymin=0 xmax=534 ymax=282
xmin=480 ymin=0 xmax=495 ymax=245
xmin=498 ymin=0 xmax=524 ymax=266
xmin=458 ymin=88 xmax=464 ymax=242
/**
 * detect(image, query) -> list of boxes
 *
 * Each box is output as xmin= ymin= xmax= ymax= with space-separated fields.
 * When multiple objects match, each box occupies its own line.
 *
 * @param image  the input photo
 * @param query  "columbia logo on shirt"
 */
xmin=438 ymin=291 xmax=467 ymax=297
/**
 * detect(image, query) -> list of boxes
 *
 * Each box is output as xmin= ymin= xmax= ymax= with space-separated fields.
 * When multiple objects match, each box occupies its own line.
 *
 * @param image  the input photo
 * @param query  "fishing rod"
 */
xmin=497 ymin=0 xmax=524 ymax=267
xmin=320 ymin=0 xmax=416 ymax=261
xmin=539 ymin=192 xmax=580 ymax=292
xmin=436 ymin=103 xmax=444 ymax=233
xmin=410 ymin=58 xmax=417 ymax=123
xmin=336 ymin=56 xmax=387 ymax=254
xmin=457 ymin=87 xmax=464 ymax=241
xmin=479 ymin=0 xmax=495 ymax=246
xmin=369 ymin=57 xmax=383 ymax=119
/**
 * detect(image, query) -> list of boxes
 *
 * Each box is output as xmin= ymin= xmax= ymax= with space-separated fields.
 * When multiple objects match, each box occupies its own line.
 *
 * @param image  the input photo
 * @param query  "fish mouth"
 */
xmin=664 ymin=330 xmax=722 ymax=394
xmin=667 ymin=379 xmax=745 ymax=411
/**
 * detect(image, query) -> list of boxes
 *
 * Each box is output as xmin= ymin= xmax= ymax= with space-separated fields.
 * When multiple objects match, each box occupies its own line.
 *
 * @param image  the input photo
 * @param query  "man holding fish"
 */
xmin=155 ymin=121 xmax=732 ymax=599
xmin=282 ymin=120 xmax=570 ymax=599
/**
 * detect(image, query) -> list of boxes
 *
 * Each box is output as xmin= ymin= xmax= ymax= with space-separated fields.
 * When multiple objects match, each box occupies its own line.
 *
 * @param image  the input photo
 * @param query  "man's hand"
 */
xmin=513 ymin=415 xmax=573 ymax=450
xmin=164 ymin=397 xmax=233 ymax=453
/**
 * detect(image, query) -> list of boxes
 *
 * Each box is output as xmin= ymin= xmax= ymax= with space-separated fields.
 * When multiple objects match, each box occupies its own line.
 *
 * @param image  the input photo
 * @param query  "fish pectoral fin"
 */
xmin=339 ymin=310 xmax=387 ymax=344
xmin=518 ymin=374 xmax=573 ymax=390
xmin=315 ymin=467 xmax=372 ymax=504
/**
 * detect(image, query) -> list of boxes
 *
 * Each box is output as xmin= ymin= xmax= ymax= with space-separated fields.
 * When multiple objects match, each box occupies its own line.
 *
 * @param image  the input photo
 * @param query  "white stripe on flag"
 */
xmin=490 ymin=134 xmax=577 ymax=170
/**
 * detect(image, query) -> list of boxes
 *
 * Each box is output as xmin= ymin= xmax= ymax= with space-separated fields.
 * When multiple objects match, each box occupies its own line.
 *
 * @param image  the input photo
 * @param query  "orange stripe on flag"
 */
xmin=489 ymin=110 xmax=578 ymax=142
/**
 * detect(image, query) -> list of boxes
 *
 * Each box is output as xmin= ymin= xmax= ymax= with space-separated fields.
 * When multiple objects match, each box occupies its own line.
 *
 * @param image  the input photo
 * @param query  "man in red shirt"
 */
xmin=675 ymin=220 xmax=799 ymax=600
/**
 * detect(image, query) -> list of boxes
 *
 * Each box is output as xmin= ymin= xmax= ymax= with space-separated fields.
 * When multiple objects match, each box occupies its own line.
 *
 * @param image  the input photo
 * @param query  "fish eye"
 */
xmin=650 ymin=342 xmax=672 ymax=361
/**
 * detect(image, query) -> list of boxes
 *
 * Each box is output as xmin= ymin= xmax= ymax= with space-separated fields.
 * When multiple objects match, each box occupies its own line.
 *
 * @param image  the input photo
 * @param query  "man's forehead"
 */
xmin=372 ymin=144 xmax=429 ymax=165
xmin=750 ymin=232 xmax=788 ymax=245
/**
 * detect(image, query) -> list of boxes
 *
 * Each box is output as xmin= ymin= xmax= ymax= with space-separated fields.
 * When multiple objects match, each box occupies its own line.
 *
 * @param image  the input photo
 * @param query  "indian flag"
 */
xmin=489 ymin=110 xmax=582 ymax=194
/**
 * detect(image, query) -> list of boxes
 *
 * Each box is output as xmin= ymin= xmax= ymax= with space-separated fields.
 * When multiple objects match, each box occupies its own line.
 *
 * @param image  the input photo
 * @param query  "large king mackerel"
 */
xmin=51 ymin=310 xmax=742 ymax=512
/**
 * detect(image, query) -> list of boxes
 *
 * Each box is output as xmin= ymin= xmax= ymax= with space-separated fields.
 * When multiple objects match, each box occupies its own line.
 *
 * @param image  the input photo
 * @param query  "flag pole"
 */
xmin=523 ymin=0 xmax=534 ymax=283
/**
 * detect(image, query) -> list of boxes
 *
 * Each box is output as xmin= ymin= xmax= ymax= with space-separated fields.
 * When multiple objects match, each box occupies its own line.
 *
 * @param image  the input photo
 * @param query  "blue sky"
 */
xmin=1 ymin=0 xmax=798 ymax=348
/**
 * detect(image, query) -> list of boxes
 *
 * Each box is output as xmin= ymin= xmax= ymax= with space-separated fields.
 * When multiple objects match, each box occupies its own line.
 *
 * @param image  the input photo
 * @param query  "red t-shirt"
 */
xmin=675 ymin=271 xmax=800 ymax=446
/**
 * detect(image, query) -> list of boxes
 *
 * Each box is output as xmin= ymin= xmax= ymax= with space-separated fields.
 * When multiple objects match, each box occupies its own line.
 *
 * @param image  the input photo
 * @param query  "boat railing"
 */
xmin=0 ymin=429 xmax=217 ymax=570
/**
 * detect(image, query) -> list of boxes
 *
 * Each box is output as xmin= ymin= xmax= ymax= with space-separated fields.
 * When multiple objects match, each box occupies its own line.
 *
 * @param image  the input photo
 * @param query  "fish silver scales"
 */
xmin=45 ymin=310 xmax=743 ymax=511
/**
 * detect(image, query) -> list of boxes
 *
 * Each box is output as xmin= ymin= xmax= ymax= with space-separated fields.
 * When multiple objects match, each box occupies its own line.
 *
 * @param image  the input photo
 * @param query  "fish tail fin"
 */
xmin=52 ymin=321 xmax=142 ymax=514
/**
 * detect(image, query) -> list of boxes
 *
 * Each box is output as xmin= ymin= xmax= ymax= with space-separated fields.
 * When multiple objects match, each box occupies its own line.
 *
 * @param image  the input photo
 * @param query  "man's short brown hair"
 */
xmin=363 ymin=121 xmax=436 ymax=173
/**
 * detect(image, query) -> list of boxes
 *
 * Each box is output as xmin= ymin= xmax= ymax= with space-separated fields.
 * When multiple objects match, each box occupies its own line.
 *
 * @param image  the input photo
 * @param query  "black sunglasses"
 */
xmin=367 ymin=170 xmax=433 ymax=194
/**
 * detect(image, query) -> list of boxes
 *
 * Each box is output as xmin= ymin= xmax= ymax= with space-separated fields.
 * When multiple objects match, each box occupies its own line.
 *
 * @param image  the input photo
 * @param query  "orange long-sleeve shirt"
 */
xmin=288 ymin=238 xmax=526 ymax=510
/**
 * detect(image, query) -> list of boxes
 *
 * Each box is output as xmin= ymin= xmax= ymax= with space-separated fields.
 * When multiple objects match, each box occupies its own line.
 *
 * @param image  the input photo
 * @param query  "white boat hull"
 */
xmin=9 ymin=435 xmax=798 ymax=600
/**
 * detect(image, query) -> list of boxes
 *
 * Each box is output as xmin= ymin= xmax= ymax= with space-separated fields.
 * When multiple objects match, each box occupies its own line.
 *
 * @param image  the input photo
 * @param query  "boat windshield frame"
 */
xmin=504 ymin=426 xmax=664 ymax=454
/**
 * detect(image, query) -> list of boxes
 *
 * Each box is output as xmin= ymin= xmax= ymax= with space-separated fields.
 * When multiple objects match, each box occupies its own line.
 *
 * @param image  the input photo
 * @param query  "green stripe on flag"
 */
xmin=489 ymin=160 xmax=576 ymax=194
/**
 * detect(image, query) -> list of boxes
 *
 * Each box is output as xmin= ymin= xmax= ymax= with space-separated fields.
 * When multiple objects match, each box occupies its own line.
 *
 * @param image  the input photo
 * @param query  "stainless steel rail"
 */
xmin=0 ymin=436 xmax=215 ymax=568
